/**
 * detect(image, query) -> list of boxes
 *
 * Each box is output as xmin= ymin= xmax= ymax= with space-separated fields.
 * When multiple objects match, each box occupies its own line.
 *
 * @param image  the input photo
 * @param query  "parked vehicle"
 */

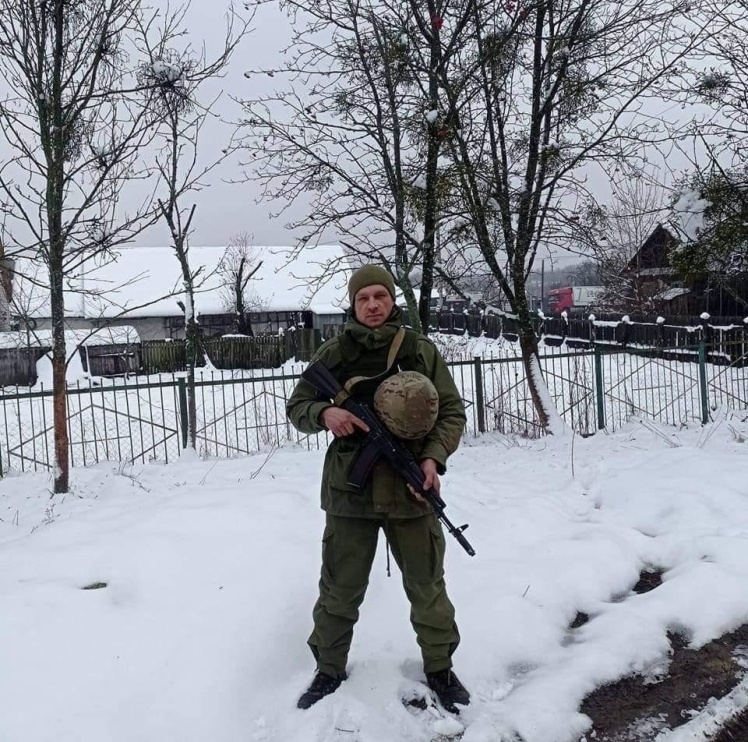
xmin=547 ymin=286 xmax=604 ymax=313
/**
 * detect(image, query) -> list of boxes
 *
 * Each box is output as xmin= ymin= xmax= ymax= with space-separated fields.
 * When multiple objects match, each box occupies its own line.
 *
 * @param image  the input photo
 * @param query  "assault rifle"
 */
xmin=301 ymin=360 xmax=476 ymax=557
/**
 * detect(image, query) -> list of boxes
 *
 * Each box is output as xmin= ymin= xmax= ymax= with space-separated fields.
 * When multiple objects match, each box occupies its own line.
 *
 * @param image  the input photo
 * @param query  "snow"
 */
xmin=3 ymin=415 xmax=748 ymax=740
xmin=425 ymin=109 xmax=439 ymax=124
xmin=32 ymin=346 xmax=90 ymax=389
xmin=151 ymin=60 xmax=183 ymax=84
xmin=652 ymin=287 xmax=690 ymax=302
xmin=11 ymin=245 xmax=351 ymax=319
xmin=0 ymin=326 xmax=140 ymax=349
xmin=671 ymin=189 xmax=710 ymax=242
xmin=33 ymin=351 xmax=53 ymax=387
xmin=663 ymin=674 xmax=748 ymax=740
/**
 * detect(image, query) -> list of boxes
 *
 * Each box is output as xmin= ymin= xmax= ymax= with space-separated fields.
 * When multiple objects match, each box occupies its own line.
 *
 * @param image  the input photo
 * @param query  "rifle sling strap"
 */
xmin=332 ymin=327 xmax=406 ymax=406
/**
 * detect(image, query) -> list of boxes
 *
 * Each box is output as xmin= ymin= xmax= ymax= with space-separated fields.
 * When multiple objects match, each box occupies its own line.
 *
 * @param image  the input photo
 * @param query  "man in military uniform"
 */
xmin=286 ymin=264 xmax=470 ymax=713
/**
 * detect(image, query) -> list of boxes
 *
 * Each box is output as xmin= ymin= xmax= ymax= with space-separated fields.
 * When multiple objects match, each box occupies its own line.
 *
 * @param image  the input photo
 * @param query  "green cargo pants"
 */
xmin=308 ymin=512 xmax=460 ymax=677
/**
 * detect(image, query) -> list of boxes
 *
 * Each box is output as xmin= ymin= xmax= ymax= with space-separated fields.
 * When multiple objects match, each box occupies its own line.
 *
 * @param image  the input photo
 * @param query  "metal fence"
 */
xmin=1 ymin=341 xmax=746 ymax=476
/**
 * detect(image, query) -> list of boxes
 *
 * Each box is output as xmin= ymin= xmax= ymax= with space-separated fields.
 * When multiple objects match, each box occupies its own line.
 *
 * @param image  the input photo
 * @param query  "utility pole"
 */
xmin=0 ymin=242 xmax=12 ymax=331
xmin=541 ymin=259 xmax=545 ymax=312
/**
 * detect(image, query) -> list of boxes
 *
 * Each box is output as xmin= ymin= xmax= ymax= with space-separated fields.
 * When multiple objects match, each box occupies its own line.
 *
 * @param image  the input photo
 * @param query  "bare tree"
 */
xmin=0 ymin=0 xmax=194 ymax=492
xmin=217 ymin=231 xmax=263 ymax=335
xmin=145 ymin=4 xmax=248 ymax=450
xmin=435 ymin=0 xmax=716 ymax=431
xmin=238 ymin=0 xmax=475 ymax=331
xmin=575 ymin=174 xmax=669 ymax=310
xmin=689 ymin=0 xmax=748 ymax=159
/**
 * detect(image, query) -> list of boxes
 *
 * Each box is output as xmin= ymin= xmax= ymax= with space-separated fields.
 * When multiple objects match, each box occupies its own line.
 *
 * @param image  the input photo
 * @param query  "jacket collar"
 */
xmin=344 ymin=306 xmax=404 ymax=350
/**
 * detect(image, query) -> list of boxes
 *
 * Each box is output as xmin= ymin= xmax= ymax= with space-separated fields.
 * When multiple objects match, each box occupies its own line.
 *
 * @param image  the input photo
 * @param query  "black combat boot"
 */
xmin=297 ymin=671 xmax=347 ymax=709
xmin=425 ymin=669 xmax=470 ymax=714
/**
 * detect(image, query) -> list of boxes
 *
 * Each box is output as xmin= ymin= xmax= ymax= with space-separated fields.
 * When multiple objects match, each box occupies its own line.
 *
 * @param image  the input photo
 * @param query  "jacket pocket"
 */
xmin=329 ymin=438 xmax=370 ymax=490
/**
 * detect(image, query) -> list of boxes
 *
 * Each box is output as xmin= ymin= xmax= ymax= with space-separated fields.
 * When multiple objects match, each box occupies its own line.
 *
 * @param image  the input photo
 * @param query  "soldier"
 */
xmin=286 ymin=264 xmax=470 ymax=713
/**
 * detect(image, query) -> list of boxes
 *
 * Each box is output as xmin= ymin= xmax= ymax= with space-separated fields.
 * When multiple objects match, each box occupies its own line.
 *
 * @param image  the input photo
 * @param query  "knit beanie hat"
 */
xmin=348 ymin=264 xmax=397 ymax=306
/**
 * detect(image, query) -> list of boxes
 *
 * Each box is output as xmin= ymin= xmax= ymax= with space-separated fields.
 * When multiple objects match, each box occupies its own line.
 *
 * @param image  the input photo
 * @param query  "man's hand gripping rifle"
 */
xmin=302 ymin=360 xmax=476 ymax=557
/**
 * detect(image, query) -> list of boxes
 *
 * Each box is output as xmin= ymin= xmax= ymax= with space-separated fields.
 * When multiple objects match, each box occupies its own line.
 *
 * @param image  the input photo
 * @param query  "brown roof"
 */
xmin=626 ymin=224 xmax=679 ymax=274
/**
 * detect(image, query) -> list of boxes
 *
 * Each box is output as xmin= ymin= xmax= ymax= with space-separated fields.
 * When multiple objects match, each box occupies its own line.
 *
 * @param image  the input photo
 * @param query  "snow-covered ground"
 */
xmin=2 ymin=415 xmax=748 ymax=742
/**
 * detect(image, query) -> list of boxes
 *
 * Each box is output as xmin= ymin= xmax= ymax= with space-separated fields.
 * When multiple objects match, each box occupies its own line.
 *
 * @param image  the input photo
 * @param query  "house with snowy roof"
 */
xmin=624 ymin=224 xmax=748 ymax=316
xmin=8 ymin=244 xmax=352 ymax=341
xmin=622 ymin=224 xmax=685 ymax=309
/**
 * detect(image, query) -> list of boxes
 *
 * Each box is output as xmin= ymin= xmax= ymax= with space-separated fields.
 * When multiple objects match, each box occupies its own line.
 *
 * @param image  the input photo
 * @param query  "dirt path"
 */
xmin=577 ymin=569 xmax=748 ymax=741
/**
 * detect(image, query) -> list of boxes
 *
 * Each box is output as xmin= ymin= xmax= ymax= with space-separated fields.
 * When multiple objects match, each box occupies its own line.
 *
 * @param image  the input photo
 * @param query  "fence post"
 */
xmin=698 ymin=340 xmax=709 ymax=425
xmin=473 ymin=356 xmax=486 ymax=434
xmin=594 ymin=345 xmax=606 ymax=430
xmin=177 ymin=377 xmax=189 ymax=449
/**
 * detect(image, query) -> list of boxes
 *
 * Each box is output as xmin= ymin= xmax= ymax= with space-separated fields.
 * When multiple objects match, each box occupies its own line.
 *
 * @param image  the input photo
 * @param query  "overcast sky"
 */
xmin=0 ymin=0 xmax=707 ymax=263
xmin=140 ymin=0 xmax=697 ymax=260
xmin=137 ymin=1 xmax=299 ymax=248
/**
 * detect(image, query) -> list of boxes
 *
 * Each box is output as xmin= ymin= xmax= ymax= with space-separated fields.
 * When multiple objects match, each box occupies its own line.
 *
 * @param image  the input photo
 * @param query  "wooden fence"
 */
xmin=0 ymin=329 xmax=321 ymax=386
xmin=3 ymin=311 xmax=748 ymax=388
xmin=0 ymin=347 xmax=48 ymax=386
xmin=429 ymin=310 xmax=748 ymax=365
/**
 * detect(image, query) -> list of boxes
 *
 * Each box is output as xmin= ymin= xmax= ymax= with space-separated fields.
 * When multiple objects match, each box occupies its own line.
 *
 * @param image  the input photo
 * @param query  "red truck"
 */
xmin=546 ymin=286 xmax=604 ymax=313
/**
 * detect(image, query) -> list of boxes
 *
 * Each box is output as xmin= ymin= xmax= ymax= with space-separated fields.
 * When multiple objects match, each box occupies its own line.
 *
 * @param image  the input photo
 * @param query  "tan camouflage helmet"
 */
xmin=373 ymin=371 xmax=439 ymax=440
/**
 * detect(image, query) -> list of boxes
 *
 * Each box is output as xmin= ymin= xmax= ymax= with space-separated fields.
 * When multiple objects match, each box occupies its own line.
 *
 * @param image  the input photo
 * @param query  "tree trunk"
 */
xmin=50 ymin=261 xmax=69 ymax=492
xmin=185 ymin=315 xmax=200 ymax=450
xmin=517 ymin=322 xmax=548 ymax=431
xmin=402 ymin=284 xmax=422 ymax=333
xmin=515 ymin=298 xmax=566 ymax=435
xmin=418 ymin=29 xmax=441 ymax=334
xmin=0 ymin=253 xmax=11 ymax=331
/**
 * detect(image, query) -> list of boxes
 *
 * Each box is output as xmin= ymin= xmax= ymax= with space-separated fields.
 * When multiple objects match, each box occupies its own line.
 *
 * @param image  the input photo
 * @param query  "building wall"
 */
xmin=20 ymin=316 xmax=169 ymax=342
xmin=15 ymin=312 xmax=347 ymax=341
xmin=316 ymin=312 xmax=347 ymax=339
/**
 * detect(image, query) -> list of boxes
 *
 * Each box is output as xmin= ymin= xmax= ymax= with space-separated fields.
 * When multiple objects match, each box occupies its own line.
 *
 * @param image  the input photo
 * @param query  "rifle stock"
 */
xmin=301 ymin=360 xmax=476 ymax=557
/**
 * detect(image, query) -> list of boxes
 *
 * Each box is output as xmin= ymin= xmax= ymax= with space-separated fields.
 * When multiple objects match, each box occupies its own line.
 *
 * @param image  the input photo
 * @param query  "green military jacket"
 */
xmin=286 ymin=309 xmax=467 ymax=518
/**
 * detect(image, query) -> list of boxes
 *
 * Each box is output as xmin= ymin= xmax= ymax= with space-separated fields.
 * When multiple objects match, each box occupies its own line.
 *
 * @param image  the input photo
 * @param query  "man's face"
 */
xmin=354 ymin=284 xmax=395 ymax=328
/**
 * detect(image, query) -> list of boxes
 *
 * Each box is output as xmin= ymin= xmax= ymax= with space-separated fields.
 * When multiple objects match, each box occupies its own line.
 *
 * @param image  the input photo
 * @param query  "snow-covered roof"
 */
xmin=0 ymin=326 xmax=140 ymax=349
xmin=653 ymin=286 xmax=690 ymax=302
xmin=636 ymin=267 xmax=677 ymax=277
xmin=10 ymin=245 xmax=352 ymax=319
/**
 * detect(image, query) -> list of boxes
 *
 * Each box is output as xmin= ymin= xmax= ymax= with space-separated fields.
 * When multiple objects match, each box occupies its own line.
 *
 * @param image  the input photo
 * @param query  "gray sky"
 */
xmin=152 ymin=0 xmax=701 ymax=257
xmin=0 ymin=0 xmax=710 ymax=259
xmin=136 ymin=1 xmax=299 ymax=247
